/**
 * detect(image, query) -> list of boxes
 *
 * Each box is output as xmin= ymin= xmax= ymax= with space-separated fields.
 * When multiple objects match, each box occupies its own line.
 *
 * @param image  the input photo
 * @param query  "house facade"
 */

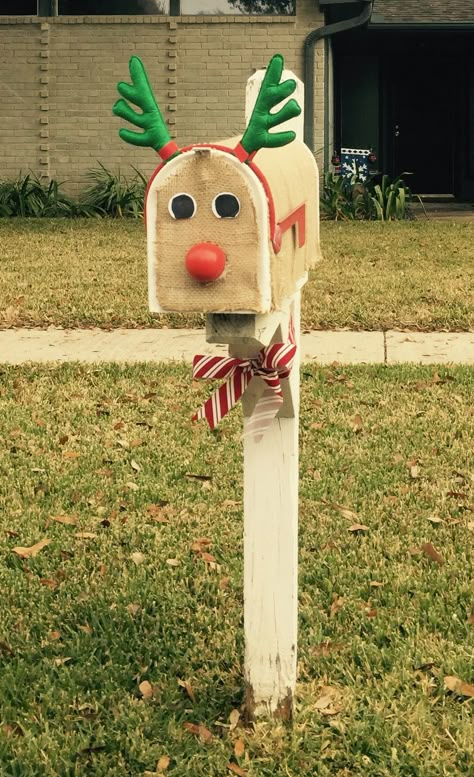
xmin=1 ymin=0 xmax=473 ymax=198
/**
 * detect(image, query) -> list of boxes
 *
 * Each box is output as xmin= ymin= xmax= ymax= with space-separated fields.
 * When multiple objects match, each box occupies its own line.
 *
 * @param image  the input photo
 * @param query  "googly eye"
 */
xmin=168 ymin=193 xmax=197 ymax=220
xmin=212 ymin=192 xmax=240 ymax=219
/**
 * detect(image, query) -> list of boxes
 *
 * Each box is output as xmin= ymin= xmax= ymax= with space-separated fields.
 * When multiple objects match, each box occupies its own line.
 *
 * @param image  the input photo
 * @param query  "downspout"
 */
xmin=304 ymin=1 xmax=373 ymax=157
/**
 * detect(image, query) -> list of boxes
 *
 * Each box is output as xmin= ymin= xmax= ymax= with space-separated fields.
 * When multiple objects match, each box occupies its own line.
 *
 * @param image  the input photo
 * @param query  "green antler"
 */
xmin=240 ymin=54 xmax=301 ymax=156
xmin=113 ymin=56 xmax=180 ymax=160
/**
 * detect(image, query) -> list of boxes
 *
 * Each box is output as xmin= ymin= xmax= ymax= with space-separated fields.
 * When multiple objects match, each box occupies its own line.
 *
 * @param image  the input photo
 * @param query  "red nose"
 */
xmin=185 ymin=242 xmax=226 ymax=283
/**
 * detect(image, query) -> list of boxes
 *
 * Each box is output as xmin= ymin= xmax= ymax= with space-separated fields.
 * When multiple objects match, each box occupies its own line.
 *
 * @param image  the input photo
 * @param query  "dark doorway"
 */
xmin=388 ymin=57 xmax=457 ymax=194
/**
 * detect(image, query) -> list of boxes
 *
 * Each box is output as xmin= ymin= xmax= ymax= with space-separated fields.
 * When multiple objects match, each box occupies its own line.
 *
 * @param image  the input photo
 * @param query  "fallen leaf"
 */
xmin=229 ymin=708 xmax=240 ymax=731
xmin=178 ymin=678 xmax=196 ymax=703
xmin=444 ymin=676 xmax=474 ymax=697
xmin=421 ymin=542 xmax=445 ymax=565
xmin=227 ymin=763 xmax=246 ymax=776
xmin=75 ymin=532 xmax=97 ymax=540
xmin=182 ymin=722 xmax=200 ymax=736
xmin=40 ymin=578 xmax=58 ymax=589
xmin=348 ymin=524 xmax=369 ymax=533
xmin=131 ymin=459 xmax=141 ymax=472
xmin=130 ymin=552 xmax=146 ymax=565
xmin=312 ymin=640 xmax=343 ymax=656
xmin=78 ymin=623 xmax=93 ymax=635
xmin=191 ymin=537 xmax=212 ymax=553
xmin=125 ymin=481 xmax=139 ymax=491
xmin=198 ymin=724 xmax=213 ymax=742
xmin=53 ymin=656 xmax=72 ymax=666
xmin=311 ymin=422 xmax=324 ymax=430
xmin=338 ymin=507 xmax=358 ymax=521
xmin=351 ymin=413 xmax=363 ymax=433
xmin=166 ymin=558 xmax=179 ymax=567
xmin=34 ymin=417 xmax=46 ymax=428
xmin=330 ymin=596 xmax=345 ymax=619
xmin=2 ymin=723 xmax=24 ymax=737
xmin=139 ymin=680 xmax=154 ymax=699
xmin=49 ymin=630 xmax=61 ymax=641
xmin=200 ymin=552 xmax=217 ymax=564
xmin=50 ymin=514 xmax=76 ymax=526
xmin=369 ymin=581 xmax=384 ymax=588
xmin=427 ymin=516 xmax=443 ymax=524
xmin=410 ymin=465 xmax=420 ymax=479
xmin=58 ymin=434 xmax=69 ymax=445
xmin=467 ymin=613 xmax=474 ymax=625
xmin=156 ymin=755 xmax=170 ymax=772
xmin=446 ymin=491 xmax=467 ymax=499
xmin=234 ymin=739 xmax=245 ymax=758
xmin=127 ymin=603 xmax=140 ymax=616
xmin=63 ymin=451 xmax=81 ymax=460
xmin=12 ymin=538 xmax=51 ymax=559
xmin=220 ymin=577 xmax=230 ymax=590
xmin=222 ymin=499 xmax=241 ymax=509
xmin=366 ymin=608 xmax=377 ymax=618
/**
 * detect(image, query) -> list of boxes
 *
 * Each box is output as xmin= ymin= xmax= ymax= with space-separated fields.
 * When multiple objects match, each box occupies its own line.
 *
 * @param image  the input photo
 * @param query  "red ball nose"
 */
xmin=185 ymin=242 xmax=226 ymax=283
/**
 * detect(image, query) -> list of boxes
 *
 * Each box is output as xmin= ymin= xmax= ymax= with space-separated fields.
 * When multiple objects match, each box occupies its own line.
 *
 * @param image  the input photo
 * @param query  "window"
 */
xmin=180 ymin=0 xmax=295 ymax=13
xmin=59 ymin=0 xmax=168 ymax=13
xmin=0 ymin=0 xmax=36 ymax=13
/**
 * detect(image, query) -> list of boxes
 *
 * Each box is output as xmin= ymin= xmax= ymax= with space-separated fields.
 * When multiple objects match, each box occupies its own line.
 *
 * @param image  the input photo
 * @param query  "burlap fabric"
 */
xmin=153 ymin=151 xmax=264 ymax=313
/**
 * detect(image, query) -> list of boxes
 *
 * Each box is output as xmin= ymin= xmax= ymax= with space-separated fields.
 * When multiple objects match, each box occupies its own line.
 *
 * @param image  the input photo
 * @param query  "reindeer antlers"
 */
xmin=113 ymin=56 xmax=180 ymax=161
xmin=239 ymin=54 xmax=301 ymax=157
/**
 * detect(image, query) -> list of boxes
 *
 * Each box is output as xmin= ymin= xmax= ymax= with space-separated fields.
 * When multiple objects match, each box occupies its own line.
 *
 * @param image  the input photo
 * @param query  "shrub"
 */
xmin=0 ymin=173 xmax=92 ymax=218
xmin=80 ymin=164 xmax=146 ymax=218
xmin=320 ymin=170 xmax=412 ymax=221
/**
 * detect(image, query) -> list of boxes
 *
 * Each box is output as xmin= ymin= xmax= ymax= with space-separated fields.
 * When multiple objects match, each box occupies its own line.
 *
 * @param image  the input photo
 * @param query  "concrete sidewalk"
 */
xmin=0 ymin=327 xmax=473 ymax=365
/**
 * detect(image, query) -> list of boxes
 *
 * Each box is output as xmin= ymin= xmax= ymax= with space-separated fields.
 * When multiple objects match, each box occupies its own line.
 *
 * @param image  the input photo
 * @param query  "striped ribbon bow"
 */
xmin=192 ymin=336 xmax=296 ymax=442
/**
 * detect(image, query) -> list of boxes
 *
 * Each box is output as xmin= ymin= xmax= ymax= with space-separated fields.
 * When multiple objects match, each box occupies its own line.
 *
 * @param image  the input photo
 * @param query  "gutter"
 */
xmin=304 ymin=0 xmax=373 ymax=154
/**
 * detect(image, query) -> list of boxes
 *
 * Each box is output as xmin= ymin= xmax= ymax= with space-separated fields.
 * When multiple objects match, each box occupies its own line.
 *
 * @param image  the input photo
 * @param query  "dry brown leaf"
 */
xmin=131 ymin=459 xmax=141 ymax=472
xmin=191 ymin=537 xmax=212 ymax=553
xmin=338 ymin=507 xmax=358 ymax=521
xmin=330 ymin=596 xmax=345 ymax=619
xmin=2 ymin=723 xmax=24 ymax=737
xmin=78 ymin=623 xmax=93 ymax=635
xmin=410 ymin=465 xmax=420 ymax=479
xmin=130 ymin=552 xmax=146 ymax=565
xmin=40 ymin=578 xmax=57 ymax=589
xmin=50 ymin=514 xmax=76 ymax=526
xmin=444 ymin=676 xmax=474 ymax=697
xmin=421 ymin=542 xmax=445 ymax=566
xmin=75 ymin=532 xmax=97 ymax=540
xmin=182 ymin=721 xmax=200 ymax=736
xmin=234 ymin=739 xmax=245 ymax=758
xmin=200 ymin=552 xmax=217 ymax=564
xmin=222 ymin=500 xmax=241 ymax=509
xmin=348 ymin=524 xmax=369 ymax=533
xmin=427 ymin=516 xmax=443 ymax=524
xmin=351 ymin=413 xmax=363 ymax=433
xmin=227 ymin=763 xmax=246 ymax=776
xmin=49 ymin=630 xmax=61 ymax=641
xmin=156 ymin=755 xmax=170 ymax=772
xmin=139 ymin=680 xmax=154 ymax=699
xmin=53 ymin=656 xmax=72 ymax=666
xmin=229 ymin=708 xmax=240 ymax=731
xmin=12 ymin=538 xmax=51 ymax=559
xmin=58 ymin=434 xmax=69 ymax=445
xmin=34 ymin=417 xmax=46 ymax=428
xmin=198 ymin=724 xmax=213 ymax=742
xmin=467 ymin=613 xmax=474 ymax=625
xmin=166 ymin=558 xmax=179 ymax=567
xmin=125 ymin=481 xmax=139 ymax=491
xmin=311 ymin=422 xmax=324 ymax=430
xmin=63 ymin=451 xmax=81 ymax=460
xmin=178 ymin=679 xmax=196 ymax=704
xmin=220 ymin=576 xmax=230 ymax=590
xmin=369 ymin=581 xmax=384 ymax=588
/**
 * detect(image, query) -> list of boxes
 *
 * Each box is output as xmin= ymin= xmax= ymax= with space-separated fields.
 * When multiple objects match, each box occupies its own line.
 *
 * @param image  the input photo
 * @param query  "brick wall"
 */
xmin=0 ymin=1 xmax=325 ymax=194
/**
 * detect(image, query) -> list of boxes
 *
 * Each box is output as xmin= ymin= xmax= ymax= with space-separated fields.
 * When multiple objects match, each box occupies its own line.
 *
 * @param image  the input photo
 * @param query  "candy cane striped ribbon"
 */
xmin=192 ymin=336 xmax=296 ymax=442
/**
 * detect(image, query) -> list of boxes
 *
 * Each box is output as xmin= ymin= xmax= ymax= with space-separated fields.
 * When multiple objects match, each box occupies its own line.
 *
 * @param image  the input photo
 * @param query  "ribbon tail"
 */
xmin=193 ymin=369 xmax=251 ymax=430
xmin=242 ymin=387 xmax=284 ymax=442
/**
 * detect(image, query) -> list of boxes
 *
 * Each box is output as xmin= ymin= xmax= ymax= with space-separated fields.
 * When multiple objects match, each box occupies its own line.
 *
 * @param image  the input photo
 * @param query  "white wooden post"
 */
xmin=207 ymin=291 xmax=300 ymax=720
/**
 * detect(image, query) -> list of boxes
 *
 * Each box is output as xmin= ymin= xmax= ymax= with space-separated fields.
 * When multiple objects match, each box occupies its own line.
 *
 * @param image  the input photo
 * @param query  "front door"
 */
xmin=389 ymin=57 xmax=457 ymax=194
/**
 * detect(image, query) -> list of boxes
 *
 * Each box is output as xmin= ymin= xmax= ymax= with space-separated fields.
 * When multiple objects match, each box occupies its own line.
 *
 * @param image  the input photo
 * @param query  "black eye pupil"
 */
xmin=214 ymin=193 xmax=240 ymax=218
xmin=171 ymin=194 xmax=195 ymax=219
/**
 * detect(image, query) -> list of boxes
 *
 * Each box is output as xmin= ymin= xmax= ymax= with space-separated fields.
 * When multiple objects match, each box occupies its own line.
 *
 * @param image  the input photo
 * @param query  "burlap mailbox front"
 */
xmin=114 ymin=54 xmax=322 ymax=314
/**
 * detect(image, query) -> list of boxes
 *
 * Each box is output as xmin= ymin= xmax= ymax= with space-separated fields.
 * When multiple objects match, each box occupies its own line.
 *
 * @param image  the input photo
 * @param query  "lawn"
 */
xmin=1 ymin=362 xmax=473 ymax=776
xmin=1 ymin=218 xmax=473 ymax=331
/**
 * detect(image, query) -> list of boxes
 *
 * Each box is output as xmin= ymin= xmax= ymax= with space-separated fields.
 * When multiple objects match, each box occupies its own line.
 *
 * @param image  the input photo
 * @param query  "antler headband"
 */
xmin=113 ymin=53 xmax=301 ymax=162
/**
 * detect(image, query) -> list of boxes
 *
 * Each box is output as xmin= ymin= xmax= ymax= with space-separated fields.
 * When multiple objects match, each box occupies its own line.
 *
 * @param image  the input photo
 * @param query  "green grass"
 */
xmin=1 ymin=219 xmax=473 ymax=331
xmin=0 ymin=363 xmax=473 ymax=776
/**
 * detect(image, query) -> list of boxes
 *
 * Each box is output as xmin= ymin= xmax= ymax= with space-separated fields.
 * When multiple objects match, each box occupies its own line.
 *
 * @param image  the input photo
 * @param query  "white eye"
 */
xmin=212 ymin=192 xmax=240 ymax=219
xmin=168 ymin=193 xmax=197 ymax=219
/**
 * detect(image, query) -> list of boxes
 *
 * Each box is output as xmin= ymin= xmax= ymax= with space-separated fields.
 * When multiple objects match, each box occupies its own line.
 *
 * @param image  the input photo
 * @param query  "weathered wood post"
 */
xmin=113 ymin=53 xmax=321 ymax=721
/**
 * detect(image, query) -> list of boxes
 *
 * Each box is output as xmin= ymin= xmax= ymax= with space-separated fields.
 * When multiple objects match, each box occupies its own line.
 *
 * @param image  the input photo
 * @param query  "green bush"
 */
xmin=80 ymin=163 xmax=146 ymax=218
xmin=0 ymin=173 xmax=92 ymax=218
xmin=320 ymin=170 xmax=412 ymax=221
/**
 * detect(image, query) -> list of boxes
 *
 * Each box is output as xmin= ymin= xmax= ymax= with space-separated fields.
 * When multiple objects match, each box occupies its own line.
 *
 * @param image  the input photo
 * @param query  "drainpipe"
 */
xmin=304 ymin=0 xmax=373 ymax=157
